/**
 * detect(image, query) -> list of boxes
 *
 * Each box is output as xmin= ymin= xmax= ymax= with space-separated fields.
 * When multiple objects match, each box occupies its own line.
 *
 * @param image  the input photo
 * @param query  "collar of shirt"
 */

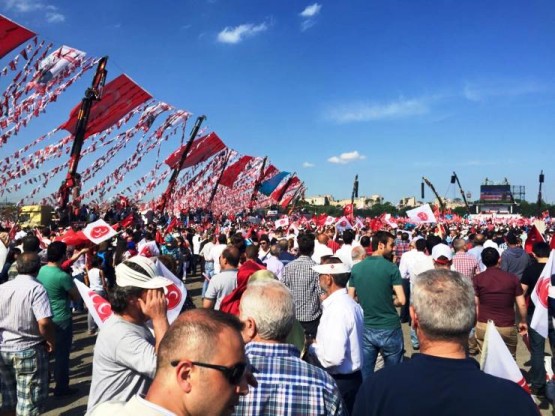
xmin=15 ymin=274 xmax=37 ymax=280
xmin=321 ymin=288 xmax=348 ymax=309
xmin=135 ymin=395 xmax=177 ymax=416
xmin=246 ymin=342 xmax=300 ymax=359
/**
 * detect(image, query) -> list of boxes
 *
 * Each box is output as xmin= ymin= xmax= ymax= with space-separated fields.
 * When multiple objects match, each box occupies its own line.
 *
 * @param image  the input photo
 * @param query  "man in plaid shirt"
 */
xmin=236 ymin=279 xmax=346 ymax=415
xmin=452 ymin=238 xmax=479 ymax=279
xmin=281 ymin=233 xmax=322 ymax=337
xmin=0 ymin=253 xmax=55 ymax=416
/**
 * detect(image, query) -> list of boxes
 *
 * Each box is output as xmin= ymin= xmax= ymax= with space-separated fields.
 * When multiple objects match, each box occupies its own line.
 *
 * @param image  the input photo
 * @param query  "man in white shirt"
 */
xmin=310 ymin=257 xmax=364 ymax=414
xmin=257 ymin=235 xmax=272 ymax=263
xmin=199 ymin=234 xmax=215 ymax=297
xmin=334 ymin=230 xmax=356 ymax=269
xmin=209 ymin=234 xmax=228 ymax=275
xmin=398 ymin=238 xmax=433 ymax=350
xmin=312 ymin=233 xmax=333 ymax=264
xmin=263 ymin=244 xmax=284 ymax=280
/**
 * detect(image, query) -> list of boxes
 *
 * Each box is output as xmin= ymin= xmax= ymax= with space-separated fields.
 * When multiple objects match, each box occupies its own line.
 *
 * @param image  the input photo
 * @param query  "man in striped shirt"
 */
xmin=0 ymin=252 xmax=55 ymax=416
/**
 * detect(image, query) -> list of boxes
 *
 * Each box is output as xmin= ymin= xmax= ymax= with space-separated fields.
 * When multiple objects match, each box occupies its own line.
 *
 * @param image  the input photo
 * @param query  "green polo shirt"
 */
xmin=350 ymin=256 xmax=403 ymax=329
xmin=37 ymin=265 xmax=75 ymax=326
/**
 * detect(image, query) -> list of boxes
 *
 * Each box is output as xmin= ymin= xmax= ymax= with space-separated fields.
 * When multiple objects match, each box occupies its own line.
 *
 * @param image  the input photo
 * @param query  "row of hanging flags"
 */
xmin=0 ymin=14 xmax=304 ymax=214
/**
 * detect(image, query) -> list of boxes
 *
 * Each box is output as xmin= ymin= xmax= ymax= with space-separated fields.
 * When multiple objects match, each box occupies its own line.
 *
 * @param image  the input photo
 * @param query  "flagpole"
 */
xmin=351 ymin=174 xmax=358 ymax=221
xmin=287 ymin=184 xmax=304 ymax=216
xmin=538 ymin=170 xmax=544 ymax=215
xmin=275 ymin=173 xmax=296 ymax=204
xmin=207 ymin=149 xmax=231 ymax=210
xmin=159 ymin=115 xmax=206 ymax=214
xmin=248 ymin=156 xmax=267 ymax=213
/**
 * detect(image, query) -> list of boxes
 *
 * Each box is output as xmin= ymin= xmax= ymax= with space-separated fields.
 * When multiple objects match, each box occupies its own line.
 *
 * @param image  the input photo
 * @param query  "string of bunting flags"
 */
xmin=0 ymin=13 xmax=304 ymax=214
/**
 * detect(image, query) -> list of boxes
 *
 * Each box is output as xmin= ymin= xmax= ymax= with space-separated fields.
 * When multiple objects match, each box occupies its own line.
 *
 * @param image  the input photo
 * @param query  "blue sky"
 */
xmin=1 ymin=0 xmax=554 ymax=205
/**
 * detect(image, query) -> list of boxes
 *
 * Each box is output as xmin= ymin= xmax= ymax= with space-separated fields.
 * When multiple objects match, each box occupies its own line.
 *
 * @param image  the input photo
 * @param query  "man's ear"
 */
xmin=242 ymin=317 xmax=257 ymax=343
xmin=409 ymin=305 xmax=418 ymax=330
xmin=176 ymin=361 xmax=193 ymax=393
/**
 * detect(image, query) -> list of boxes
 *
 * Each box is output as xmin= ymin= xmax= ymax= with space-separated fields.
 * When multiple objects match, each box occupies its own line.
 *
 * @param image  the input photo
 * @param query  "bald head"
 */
xmin=157 ymin=309 xmax=244 ymax=370
xmin=317 ymin=233 xmax=329 ymax=245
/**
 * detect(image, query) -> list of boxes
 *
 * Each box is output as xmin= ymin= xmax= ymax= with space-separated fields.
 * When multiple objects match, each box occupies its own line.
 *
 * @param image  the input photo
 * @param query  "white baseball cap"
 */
xmin=431 ymin=243 xmax=453 ymax=264
xmin=312 ymin=262 xmax=351 ymax=274
xmin=116 ymin=256 xmax=173 ymax=289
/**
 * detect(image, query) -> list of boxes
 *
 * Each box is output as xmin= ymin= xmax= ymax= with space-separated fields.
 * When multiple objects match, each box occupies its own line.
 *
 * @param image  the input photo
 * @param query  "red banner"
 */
xmin=263 ymin=164 xmax=278 ymax=179
xmin=60 ymin=74 xmax=152 ymax=138
xmin=165 ymin=132 xmax=226 ymax=170
xmin=0 ymin=15 xmax=35 ymax=59
xmin=271 ymin=176 xmax=300 ymax=201
xmin=220 ymin=155 xmax=253 ymax=188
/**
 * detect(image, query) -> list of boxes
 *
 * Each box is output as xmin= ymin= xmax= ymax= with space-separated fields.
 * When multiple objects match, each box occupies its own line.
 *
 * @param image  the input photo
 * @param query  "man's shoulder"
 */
xmin=38 ymin=265 xmax=70 ymax=281
xmin=212 ymin=270 xmax=237 ymax=280
xmin=249 ymin=347 xmax=338 ymax=390
xmin=283 ymin=256 xmax=313 ymax=269
xmin=88 ymin=396 xmax=161 ymax=416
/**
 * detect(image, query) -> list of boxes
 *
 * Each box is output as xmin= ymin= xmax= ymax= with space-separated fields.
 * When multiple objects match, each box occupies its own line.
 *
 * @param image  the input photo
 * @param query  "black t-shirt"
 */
xmin=521 ymin=260 xmax=546 ymax=316
xmin=352 ymin=354 xmax=538 ymax=416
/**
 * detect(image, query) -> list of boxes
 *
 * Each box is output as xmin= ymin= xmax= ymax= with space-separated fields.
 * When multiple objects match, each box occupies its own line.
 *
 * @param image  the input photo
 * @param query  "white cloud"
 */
xmin=463 ymin=80 xmax=545 ymax=102
xmin=217 ymin=22 xmax=268 ymax=44
xmin=300 ymin=3 xmax=321 ymax=18
xmin=326 ymin=97 xmax=429 ymax=123
xmin=302 ymin=162 xmax=315 ymax=168
xmin=328 ymin=151 xmax=366 ymax=165
xmin=4 ymin=0 xmax=66 ymax=23
xmin=46 ymin=11 xmax=65 ymax=23
xmin=299 ymin=3 xmax=321 ymax=31
xmin=4 ymin=0 xmax=43 ymax=12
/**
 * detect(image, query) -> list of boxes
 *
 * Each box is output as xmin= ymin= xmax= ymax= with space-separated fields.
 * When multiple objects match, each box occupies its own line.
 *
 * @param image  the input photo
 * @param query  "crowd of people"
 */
xmin=0 ymin=208 xmax=552 ymax=415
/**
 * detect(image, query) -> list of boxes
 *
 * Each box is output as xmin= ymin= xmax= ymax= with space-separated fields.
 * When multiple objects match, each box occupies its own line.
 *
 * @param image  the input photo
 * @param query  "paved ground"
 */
xmin=43 ymin=272 xmax=553 ymax=415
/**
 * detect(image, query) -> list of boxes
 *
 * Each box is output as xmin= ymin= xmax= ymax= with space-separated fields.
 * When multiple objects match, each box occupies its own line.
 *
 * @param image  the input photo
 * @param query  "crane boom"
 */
xmin=451 ymin=172 xmax=471 ymax=214
xmin=422 ymin=177 xmax=446 ymax=215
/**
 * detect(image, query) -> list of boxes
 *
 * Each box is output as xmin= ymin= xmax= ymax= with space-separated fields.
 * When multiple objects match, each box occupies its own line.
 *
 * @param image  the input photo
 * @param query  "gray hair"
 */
xmin=240 ymin=280 xmax=294 ymax=342
xmin=351 ymin=246 xmax=366 ymax=262
xmin=412 ymin=269 xmax=475 ymax=341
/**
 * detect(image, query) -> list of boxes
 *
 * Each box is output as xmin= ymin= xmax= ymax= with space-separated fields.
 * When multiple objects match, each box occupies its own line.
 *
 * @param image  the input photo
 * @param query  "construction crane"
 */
xmin=421 ymin=177 xmax=445 ymax=215
xmin=57 ymin=57 xmax=108 ymax=224
xmin=450 ymin=172 xmax=471 ymax=214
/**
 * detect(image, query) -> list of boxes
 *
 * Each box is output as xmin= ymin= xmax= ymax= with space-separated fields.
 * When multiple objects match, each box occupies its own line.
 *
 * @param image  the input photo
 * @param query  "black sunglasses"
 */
xmin=171 ymin=360 xmax=247 ymax=385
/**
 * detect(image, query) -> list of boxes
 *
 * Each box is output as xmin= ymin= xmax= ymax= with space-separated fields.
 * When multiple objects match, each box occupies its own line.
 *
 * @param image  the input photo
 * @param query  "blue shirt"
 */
xmin=353 ymin=353 xmax=537 ymax=416
xmin=234 ymin=342 xmax=346 ymax=415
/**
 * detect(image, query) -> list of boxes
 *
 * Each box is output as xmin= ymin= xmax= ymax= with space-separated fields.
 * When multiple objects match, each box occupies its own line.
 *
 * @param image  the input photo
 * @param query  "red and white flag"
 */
xmin=407 ymin=204 xmax=437 ymax=223
xmin=480 ymin=320 xmax=530 ymax=392
xmin=525 ymin=225 xmax=545 ymax=254
xmin=83 ymin=219 xmax=118 ymax=245
xmin=335 ymin=216 xmax=353 ymax=234
xmin=383 ymin=214 xmax=398 ymax=229
xmin=156 ymin=259 xmax=186 ymax=324
xmin=275 ymin=216 xmax=289 ymax=229
xmin=74 ymin=279 xmax=113 ymax=328
xmin=324 ymin=215 xmax=336 ymax=226
xmin=74 ymin=261 xmax=187 ymax=329
xmin=530 ymin=250 xmax=555 ymax=338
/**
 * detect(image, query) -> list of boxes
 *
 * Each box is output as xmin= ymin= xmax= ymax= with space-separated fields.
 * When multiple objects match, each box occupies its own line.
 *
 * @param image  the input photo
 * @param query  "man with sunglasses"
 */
xmin=89 ymin=309 xmax=251 ymax=416
xmin=236 ymin=279 xmax=346 ymax=415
